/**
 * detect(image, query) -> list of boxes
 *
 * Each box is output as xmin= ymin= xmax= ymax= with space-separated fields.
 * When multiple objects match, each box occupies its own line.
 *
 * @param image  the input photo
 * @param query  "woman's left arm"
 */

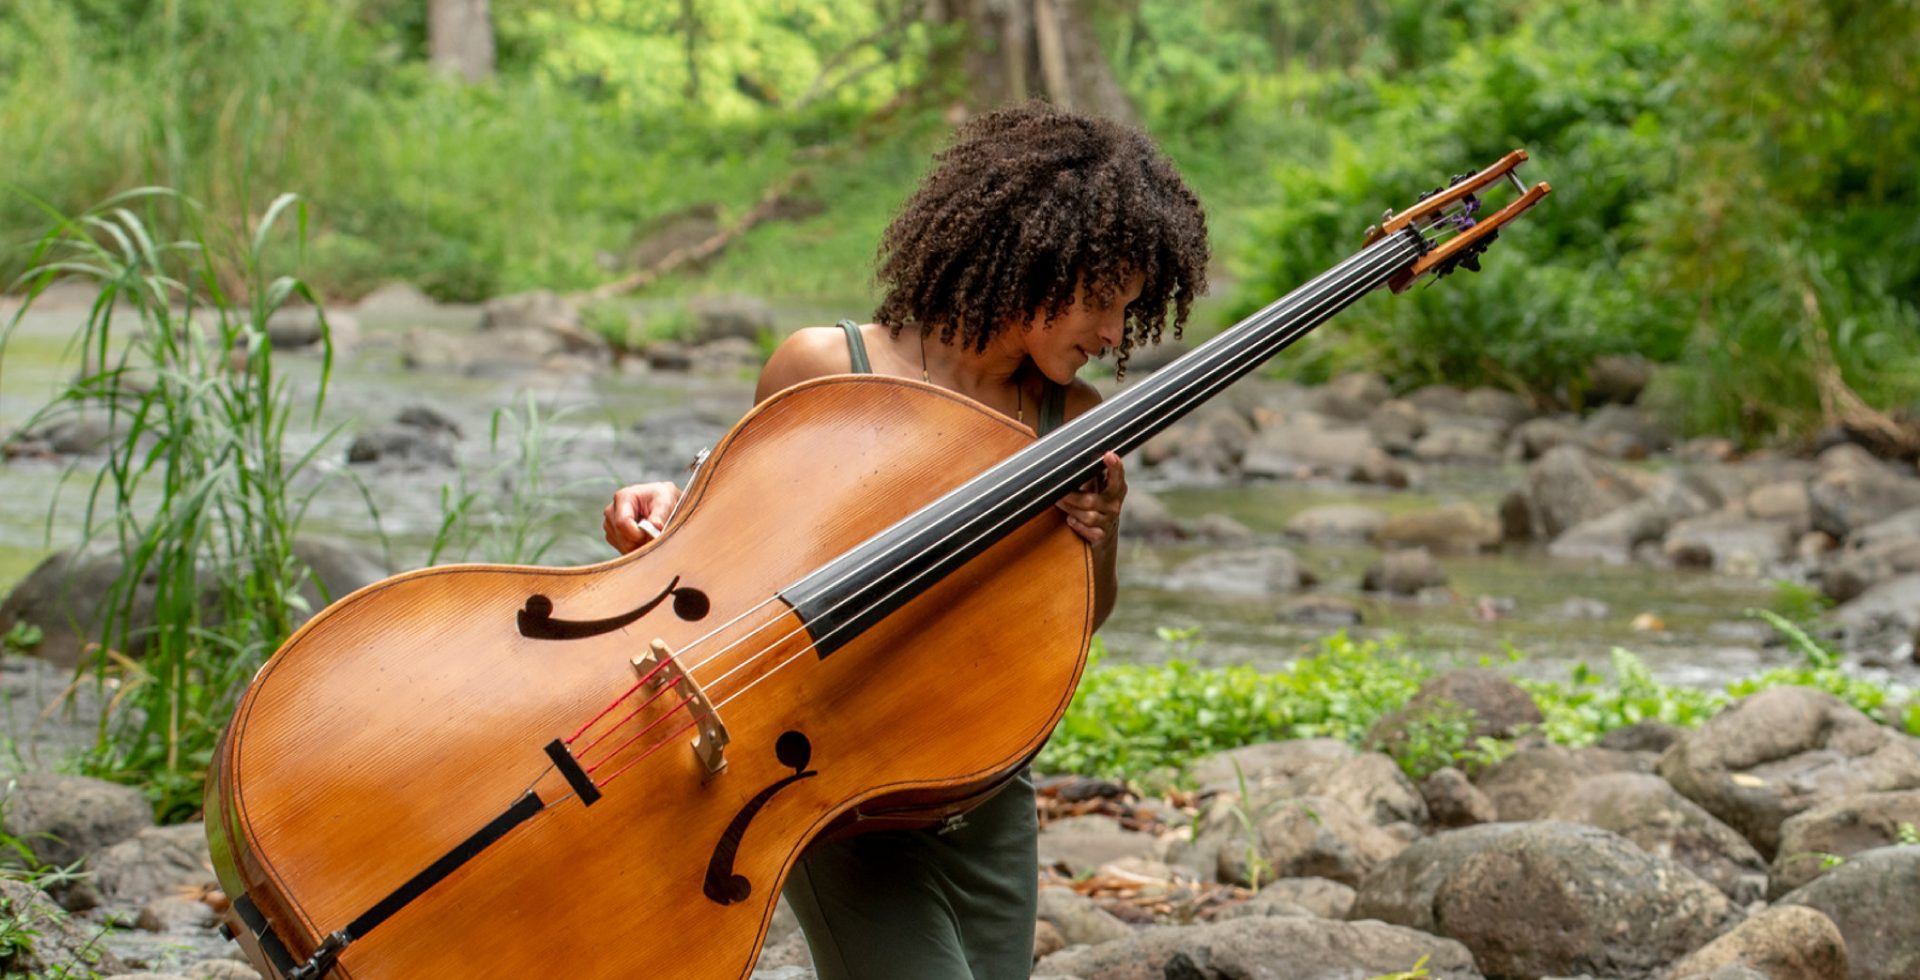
xmin=1057 ymin=379 xmax=1124 ymax=629
xmin=1056 ymin=450 xmax=1125 ymax=629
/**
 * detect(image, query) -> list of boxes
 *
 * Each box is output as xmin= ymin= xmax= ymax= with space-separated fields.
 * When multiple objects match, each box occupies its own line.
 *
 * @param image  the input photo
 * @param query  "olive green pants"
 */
xmin=781 ymin=773 xmax=1039 ymax=980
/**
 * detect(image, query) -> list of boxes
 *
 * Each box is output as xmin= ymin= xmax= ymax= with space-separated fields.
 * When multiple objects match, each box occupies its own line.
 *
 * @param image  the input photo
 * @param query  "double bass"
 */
xmin=206 ymin=152 xmax=1547 ymax=979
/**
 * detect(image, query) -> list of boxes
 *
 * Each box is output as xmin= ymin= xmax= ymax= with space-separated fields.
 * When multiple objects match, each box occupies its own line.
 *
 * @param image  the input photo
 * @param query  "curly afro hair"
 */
xmin=873 ymin=101 xmax=1209 ymax=375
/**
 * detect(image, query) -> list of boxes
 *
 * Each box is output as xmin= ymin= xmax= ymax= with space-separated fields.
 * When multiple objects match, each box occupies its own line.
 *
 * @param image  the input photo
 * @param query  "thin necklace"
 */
xmin=922 ymin=330 xmax=1022 ymax=423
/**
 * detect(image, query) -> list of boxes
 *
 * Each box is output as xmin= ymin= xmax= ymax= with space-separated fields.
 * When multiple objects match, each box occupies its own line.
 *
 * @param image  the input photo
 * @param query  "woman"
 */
xmin=604 ymin=101 xmax=1209 ymax=979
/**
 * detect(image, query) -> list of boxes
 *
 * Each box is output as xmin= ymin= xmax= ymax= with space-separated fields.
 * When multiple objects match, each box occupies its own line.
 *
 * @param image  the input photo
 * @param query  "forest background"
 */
xmin=5 ymin=0 xmax=1919 ymax=448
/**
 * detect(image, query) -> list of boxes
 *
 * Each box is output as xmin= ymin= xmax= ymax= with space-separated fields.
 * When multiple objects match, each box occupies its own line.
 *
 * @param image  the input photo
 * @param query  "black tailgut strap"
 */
xmin=280 ymin=789 xmax=548 ymax=978
xmin=345 ymin=790 xmax=546 ymax=940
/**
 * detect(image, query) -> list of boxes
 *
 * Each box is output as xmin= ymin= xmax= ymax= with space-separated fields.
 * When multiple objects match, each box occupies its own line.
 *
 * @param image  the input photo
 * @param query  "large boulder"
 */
xmin=0 ymin=539 xmax=388 ymax=670
xmin=86 ymin=823 xmax=218 ymax=906
xmin=1373 ymin=503 xmax=1502 ymax=554
xmin=1663 ymin=512 xmax=1795 ymax=575
xmin=1367 ymin=669 xmax=1543 ymax=757
xmin=1777 ymin=845 xmax=1920 ymax=980
xmin=1036 ymin=915 xmax=1482 ymax=980
xmin=1542 ymin=772 xmax=1768 ymax=904
xmin=1657 ymin=687 xmax=1920 ymax=858
xmin=1523 ymin=445 xmax=1647 ymax=538
xmin=0 ymin=879 xmax=128 ymax=975
xmin=1349 ymin=823 xmax=1530 ymax=931
xmin=1 ymin=773 xmax=153 ymax=869
xmin=1819 ymin=537 xmax=1920 ymax=603
xmin=1428 ymin=822 xmax=1740 ymax=980
xmin=1770 ymin=790 xmax=1920 ymax=897
xmin=1475 ymin=744 xmax=1651 ymax=821
xmin=1664 ymin=904 xmax=1848 ymax=980
xmin=1807 ymin=449 xmax=1920 ymax=539
xmin=1164 ymin=548 xmax=1316 ymax=597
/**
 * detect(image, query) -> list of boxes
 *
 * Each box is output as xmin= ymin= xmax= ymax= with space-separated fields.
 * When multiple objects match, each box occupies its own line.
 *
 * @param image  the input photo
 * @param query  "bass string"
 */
xmin=668 ymin=232 xmax=1420 ymax=695
xmin=561 ymin=234 xmax=1416 ymax=761
xmin=572 ymin=238 xmax=1422 ymax=793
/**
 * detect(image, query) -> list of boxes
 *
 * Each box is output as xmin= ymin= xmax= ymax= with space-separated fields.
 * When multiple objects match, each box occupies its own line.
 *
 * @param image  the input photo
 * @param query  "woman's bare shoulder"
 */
xmin=1061 ymin=376 xmax=1105 ymax=422
xmin=755 ymin=326 xmax=859 ymax=402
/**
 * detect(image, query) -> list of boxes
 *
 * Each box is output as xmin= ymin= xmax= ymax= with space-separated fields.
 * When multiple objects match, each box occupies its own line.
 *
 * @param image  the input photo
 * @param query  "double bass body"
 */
xmin=207 ymin=376 xmax=1094 ymax=979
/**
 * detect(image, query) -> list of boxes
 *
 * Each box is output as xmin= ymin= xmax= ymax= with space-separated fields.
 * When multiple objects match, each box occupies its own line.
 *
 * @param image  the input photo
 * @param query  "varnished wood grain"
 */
xmin=207 ymin=376 xmax=1093 ymax=979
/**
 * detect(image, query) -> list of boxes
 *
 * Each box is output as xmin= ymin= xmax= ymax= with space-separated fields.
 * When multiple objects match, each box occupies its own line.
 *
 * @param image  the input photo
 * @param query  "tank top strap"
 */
xmin=837 ymin=319 xmax=871 ymax=374
xmin=1036 ymin=382 xmax=1068 ymax=436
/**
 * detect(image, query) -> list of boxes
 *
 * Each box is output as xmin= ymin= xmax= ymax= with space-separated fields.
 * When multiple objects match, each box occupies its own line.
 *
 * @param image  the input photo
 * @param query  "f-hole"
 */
xmin=703 ymin=731 xmax=815 ymax=905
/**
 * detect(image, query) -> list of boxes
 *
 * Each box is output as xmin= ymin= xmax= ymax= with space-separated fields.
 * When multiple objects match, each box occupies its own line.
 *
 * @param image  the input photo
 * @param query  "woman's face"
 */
xmin=1021 ymin=272 xmax=1145 ymax=384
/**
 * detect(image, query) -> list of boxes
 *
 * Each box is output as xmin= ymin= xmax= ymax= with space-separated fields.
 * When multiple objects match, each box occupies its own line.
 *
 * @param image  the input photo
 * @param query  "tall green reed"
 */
xmin=3 ymin=187 xmax=337 ymax=820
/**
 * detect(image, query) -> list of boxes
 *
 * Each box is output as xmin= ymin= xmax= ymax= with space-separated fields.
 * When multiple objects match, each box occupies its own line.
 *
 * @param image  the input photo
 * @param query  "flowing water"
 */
xmin=0 ymin=299 xmax=1793 ymax=691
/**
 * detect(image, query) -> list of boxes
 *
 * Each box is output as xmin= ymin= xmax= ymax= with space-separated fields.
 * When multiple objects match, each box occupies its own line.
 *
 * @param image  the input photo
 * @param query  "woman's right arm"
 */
xmin=604 ymin=327 xmax=853 ymax=554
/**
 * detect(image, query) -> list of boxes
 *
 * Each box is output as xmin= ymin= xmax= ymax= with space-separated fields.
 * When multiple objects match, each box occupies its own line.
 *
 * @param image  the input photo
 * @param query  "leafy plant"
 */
xmin=427 ymin=393 xmax=601 ymax=566
xmin=1366 ymin=955 xmax=1431 ymax=980
xmin=0 ymin=624 xmax=40 ymax=657
xmin=3 ymin=187 xmax=340 ymax=819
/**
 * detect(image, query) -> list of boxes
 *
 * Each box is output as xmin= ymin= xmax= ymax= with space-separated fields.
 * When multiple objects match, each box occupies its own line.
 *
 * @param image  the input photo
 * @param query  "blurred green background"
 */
xmin=5 ymin=0 xmax=1917 ymax=444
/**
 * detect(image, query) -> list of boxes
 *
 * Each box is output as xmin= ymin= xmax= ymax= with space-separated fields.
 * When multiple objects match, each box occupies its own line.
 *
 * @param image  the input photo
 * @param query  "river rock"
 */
xmin=354 ymin=282 xmax=437 ymax=315
xmin=687 ymin=294 xmax=773 ymax=344
xmin=1819 ymin=537 xmax=1920 ymax=602
xmin=1770 ymin=789 xmax=1920 ymax=897
xmin=1186 ymin=739 xmax=1355 ymax=795
xmin=0 ymin=773 xmax=152 ymax=869
xmin=0 ymin=879 xmax=128 ymax=975
xmin=1833 ymin=572 xmax=1920 ymax=633
xmin=1361 ymin=547 xmax=1446 ymax=595
xmin=1421 ymin=767 xmax=1498 ymax=828
xmin=1807 ymin=449 xmax=1920 ymax=539
xmin=87 ymin=823 xmax=219 ymax=905
xmin=1656 ymin=687 xmax=1920 ymax=859
xmin=265 ymin=306 xmax=358 ymax=351
xmin=1037 ymin=886 xmax=1134 ymax=947
xmin=1664 ymin=904 xmax=1848 ymax=980
xmin=1475 ymin=744 xmax=1650 ymax=821
xmin=1598 ymin=720 xmax=1686 ymax=753
xmin=1549 ymin=497 xmax=1673 ymax=564
xmin=1508 ymin=415 xmax=1590 ymax=461
xmin=1662 ymin=511 xmax=1794 ymax=575
xmin=0 ymin=538 xmax=386 ymax=669
xmin=1776 ymin=845 xmax=1920 ymax=980
xmin=1164 ymin=547 xmax=1315 ymax=597
xmin=1542 ymin=772 xmax=1768 ymax=904
xmin=1119 ymin=490 xmax=1183 ymax=543
xmin=1038 ymin=913 xmax=1482 ymax=980
xmin=1524 ymin=445 xmax=1646 ymax=538
xmin=1367 ymin=399 xmax=1426 ymax=454
xmin=1309 ymin=373 xmax=1391 ymax=422
xmin=1242 ymin=411 xmax=1402 ymax=484
xmin=1846 ymin=505 xmax=1920 ymax=550
xmin=1429 ymin=821 xmax=1740 ymax=980
xmin=1039 ymin=814 xmax=1155 ymax=876
xmin=1283 ymin=504 xmax=1387 ymax=544
xmin=1588 ymin=353 xmax=1654 ymax=405
xmin=1373 ymin=503 xmax=1501 ymax=554
xmin=1273 ymin=594 xmax=1363 ymax=627
xmin=1368 ymin=669 xmax=1543 ymax=756
xmin=1412 ymin=420 xmax=1506 ymax=463
xmin=1746 ymin=480 xmax=1814 ymax=536
xmin=1348 ymin=822 xmax=1531 ymax=930
xmin=1582 ymin=403 xmax=1673 ymax=458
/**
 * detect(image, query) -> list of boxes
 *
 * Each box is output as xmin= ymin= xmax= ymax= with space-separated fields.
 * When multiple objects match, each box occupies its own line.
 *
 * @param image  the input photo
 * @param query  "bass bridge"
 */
xmin=635 ymin=639 xmax=731 ymax=777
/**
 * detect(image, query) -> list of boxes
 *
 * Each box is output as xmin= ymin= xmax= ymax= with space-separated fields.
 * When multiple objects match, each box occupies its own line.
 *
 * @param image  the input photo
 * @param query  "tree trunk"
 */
xmin=933 ymin=0 xmax=1135 ymax=124
xmin=429 ymin=0 xmax=495 ymax=84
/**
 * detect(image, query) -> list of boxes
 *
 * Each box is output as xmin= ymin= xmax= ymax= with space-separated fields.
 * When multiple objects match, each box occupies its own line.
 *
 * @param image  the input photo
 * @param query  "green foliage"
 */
xmin=1036 ymin=631 xmax=1431 ymax=778
xmin=1728 ymin=610 xmax=1916 ymax=730
xmin=2 ymin=189 xmax=339 ymax=821
xmin=0 ymin=795 xmax=103 ymax=979
xmin=0 ymin=624 xmax=41 ymax=657
xmin=1521 ymin=648 xmax=1727 ymax=746
xmin=1366 ymin=956 xmax=1432 ymax=980
xmin=427 ymin=394 xmax=599 ymax=566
